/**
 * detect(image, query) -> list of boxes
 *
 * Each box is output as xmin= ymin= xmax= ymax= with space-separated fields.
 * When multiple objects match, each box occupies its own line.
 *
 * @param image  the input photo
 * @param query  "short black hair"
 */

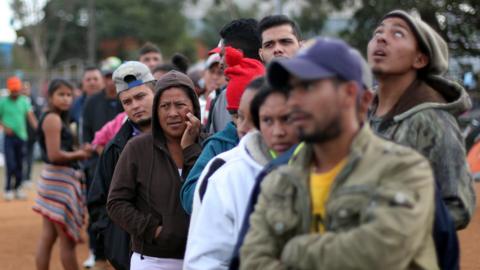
xmin=153 ymin=53 xmax=190 ymax=74
xmin=83 ymin=66 xmax=101 ymax=75
xmin=220 ymin=18 xmax=261 ymax=61
xmin=258 ymin=15 xmax=302 ymax=43
xmin=139 ymin=42 xmax=161 ymax=56
xmin=250 ymin=81 xmax=287 ymax=129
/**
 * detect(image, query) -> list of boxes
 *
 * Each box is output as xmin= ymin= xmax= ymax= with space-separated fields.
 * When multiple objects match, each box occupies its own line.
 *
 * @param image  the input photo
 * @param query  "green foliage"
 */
xmin=194 ymin=1 xmax=259 ymax=50
xmin=94 ymin=0 xmax=194 ymax=58
xmin=291 ymin=0 xmax=329 ymax=39
xmin=333 ymin=0 xmax=480 ymax=57
xmin=14 ymin=0 xmax=196 ymax=67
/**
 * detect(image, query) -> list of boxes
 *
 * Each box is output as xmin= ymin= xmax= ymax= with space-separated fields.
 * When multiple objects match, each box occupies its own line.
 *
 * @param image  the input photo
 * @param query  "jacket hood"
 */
xmin=375 ymin=75 xmax=471 ymax=122
xmin=151 ymin=71 xmax=201 ymax=147
xmin=241 ymin=131 xmax=274 ymax=168
xmin=202 ymin=121 xmax=239 ymax=147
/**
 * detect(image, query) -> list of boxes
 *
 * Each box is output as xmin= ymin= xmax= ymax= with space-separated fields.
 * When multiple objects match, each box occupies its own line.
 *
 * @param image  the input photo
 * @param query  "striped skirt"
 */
xmin=32 ymin=164 xmax=86 ymax=243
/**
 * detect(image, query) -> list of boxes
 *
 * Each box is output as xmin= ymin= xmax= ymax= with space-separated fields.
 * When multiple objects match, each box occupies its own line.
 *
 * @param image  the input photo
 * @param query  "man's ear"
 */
xmin=341 ymin=81 xmax=359 ymax=107
xmin=298 ymin=40 xmax=304 ymax=48
xmin=413 ymin=52 xmax=429 ymax=70
xmin=259 ymin=48 xmax=265 ymax=63
xmin=357 ymin=89 xmax=374 ymax=122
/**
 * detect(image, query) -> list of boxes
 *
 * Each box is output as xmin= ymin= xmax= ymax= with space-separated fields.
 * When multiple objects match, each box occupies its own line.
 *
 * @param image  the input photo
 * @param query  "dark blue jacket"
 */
xmin=180 ymin=121 xmax=239 ymax=214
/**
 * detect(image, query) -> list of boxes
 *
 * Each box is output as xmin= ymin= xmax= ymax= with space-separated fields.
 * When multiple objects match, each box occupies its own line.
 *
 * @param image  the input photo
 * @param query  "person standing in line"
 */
xmin=33 ymin=79 xmax=93 ymax=270
xmin=367 ymin=10 xmax=475 ymax=230
xmin=70 ymin=67 xmax=105 ymax=136
xmin=107 ymin=71 xmax=203 ymax=270
xmin=139 ymin=42 xmax=163 ymax=72
xmin=22 ymin=81 xmax=41 ymax=186
xmin=184 ymin=78 xmax=299 ymax=269
xmin=88 ymin=61 xmax=157 ymax=270
xmin=241 ymin=37 xmax=438 ymax=270
xmin=206 ymin=18 xmax=262 ymax=134
xmin=258 ymin=15 xmax=302 ymax=63
xmin=81 ymin=64 xmax=123 ymax=269
xmin=180 ymin=46 xmax=265 ymax=214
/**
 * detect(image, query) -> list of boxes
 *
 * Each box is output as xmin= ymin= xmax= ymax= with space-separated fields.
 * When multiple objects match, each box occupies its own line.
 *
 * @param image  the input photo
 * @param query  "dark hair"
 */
xmin=139 ymin=42 xmax=161 ymax=56
xmin=245 ymin=76 xmax=265 ymax=92
xmin=250 ymin=80 xmax=287 ymax=129
xmin=48 ymin=79 xmax=74 ymax=97
xmin=258 ymin=15 xmax=302 ymax=42
xmin=83 ymin=66 xmax=101 ymax=77
xmin=47 ymin=79 xmax=74 ymax=122
xmin=153 ymin=53 xmax=189 ymax=74
xmin=220 ymin=18 xmax=261 ymax=61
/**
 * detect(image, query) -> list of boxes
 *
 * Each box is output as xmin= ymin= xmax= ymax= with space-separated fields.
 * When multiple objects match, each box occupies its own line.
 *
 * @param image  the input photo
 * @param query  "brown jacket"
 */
xmin=107 ymin=74 xmax=203 ymax=259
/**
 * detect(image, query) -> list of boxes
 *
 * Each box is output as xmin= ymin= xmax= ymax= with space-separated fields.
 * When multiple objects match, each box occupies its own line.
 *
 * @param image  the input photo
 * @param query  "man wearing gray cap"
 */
xmin=367 ymin=10 xmax=475 ymax=231
xmin=88 ymin=61 xmax=156 ymax=270
xmin=240 ymin=37 xmax=438 ymax=269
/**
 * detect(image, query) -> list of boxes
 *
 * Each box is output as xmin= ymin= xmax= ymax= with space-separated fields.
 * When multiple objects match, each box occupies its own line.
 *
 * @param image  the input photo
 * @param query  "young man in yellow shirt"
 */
xmin=241 ymin=37 xmax=439 ymax=270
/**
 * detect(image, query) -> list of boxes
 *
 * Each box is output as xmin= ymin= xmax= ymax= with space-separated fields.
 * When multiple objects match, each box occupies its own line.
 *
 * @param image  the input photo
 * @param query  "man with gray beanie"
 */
xmin=367 ymin=10 xmax=475 ymax=229
xmin=368 ymin=11 xmax=475 ymax=269
xmin=88 ymin=61 xmax=156 ymax=270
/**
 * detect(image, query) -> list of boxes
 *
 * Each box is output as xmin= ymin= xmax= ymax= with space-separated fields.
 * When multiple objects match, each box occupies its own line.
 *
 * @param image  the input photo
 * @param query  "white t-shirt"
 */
xmin=131 ymin=252 xmax=183 ymax=270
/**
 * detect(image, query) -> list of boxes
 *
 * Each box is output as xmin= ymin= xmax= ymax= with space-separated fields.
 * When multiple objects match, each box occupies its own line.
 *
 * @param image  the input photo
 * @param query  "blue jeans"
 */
xmin=4 ymin=134 xmax=25 ymax=191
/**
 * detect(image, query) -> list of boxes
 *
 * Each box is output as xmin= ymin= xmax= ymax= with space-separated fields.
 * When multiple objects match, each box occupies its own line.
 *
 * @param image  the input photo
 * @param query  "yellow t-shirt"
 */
xmin=310 ymin=159 xmax=347 ymax=233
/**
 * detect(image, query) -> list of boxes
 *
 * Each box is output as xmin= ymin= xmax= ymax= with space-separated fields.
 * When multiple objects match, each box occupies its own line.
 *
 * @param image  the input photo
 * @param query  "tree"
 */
xmin=94 ymin=0 xmax=195 ymax=60
xmin=329 ymin=0 xmax=480 ymax=57
xmin=190 ymin=0 xmax=260 ymax=51
xmin=11 ymin=0 xmax=75 ymax=77
xmin=13 ymin=0 xmax=196 ymax=70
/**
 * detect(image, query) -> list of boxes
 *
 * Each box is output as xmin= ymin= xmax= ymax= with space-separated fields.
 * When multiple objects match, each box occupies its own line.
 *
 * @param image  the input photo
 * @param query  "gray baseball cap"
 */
xmin=113 ymin=61 xmax=155 ymax=94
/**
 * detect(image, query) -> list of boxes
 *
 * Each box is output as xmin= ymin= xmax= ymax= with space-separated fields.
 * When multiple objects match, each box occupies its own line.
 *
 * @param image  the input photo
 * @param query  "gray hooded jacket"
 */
xmin=370 ymin=75 xmax=476 ymax=229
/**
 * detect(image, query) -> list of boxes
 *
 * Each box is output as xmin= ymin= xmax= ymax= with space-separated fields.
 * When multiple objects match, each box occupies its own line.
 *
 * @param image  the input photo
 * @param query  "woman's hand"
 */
xmin=154 ymin=226 xmax=163 ymax=239
xmin=180 ymin=112 xmax=200 ymax=149
xmin=78 ymin=143 xmax=94 ymax=160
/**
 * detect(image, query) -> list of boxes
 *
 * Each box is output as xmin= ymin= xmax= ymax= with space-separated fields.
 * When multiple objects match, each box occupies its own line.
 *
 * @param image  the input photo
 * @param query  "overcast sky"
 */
xmin=0 ymin=1 xmax=17 ymax=43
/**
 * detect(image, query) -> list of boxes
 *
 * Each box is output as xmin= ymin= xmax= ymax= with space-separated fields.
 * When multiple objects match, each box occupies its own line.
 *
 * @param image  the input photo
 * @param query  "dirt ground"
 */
xmin=1 ymin=162 xmax=479 ymax=270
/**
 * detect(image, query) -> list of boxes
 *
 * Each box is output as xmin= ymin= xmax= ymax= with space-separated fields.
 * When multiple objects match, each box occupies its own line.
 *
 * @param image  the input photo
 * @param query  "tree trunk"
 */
xmin=87 ymin=0 xmax=96 ymax=65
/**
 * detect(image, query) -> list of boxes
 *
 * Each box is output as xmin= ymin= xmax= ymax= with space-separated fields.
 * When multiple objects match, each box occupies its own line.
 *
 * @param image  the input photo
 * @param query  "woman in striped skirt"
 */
xmin=33 ymin=79 xmax=94 ymax=270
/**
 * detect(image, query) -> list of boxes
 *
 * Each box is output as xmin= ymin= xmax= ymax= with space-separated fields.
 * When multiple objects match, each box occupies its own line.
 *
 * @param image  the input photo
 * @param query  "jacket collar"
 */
xmin=111 ymin=120 xmax=136 ymax=148
xmin=290 ymin=123 xmax=372 ymax=171
xmin=371 ymin=75 xmax=471 ymax=123
xmin=242 ymin=131 xmax=274 ymax=167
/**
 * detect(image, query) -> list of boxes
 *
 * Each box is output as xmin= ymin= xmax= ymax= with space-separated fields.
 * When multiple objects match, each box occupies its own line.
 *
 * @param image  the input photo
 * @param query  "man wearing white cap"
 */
xmin=88 ymin=61 xmax=156 ymax=270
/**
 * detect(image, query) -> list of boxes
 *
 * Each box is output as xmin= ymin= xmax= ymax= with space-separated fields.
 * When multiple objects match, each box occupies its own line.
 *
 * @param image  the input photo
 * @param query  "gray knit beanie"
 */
xmin=382 ymin=10 xmax=448 ymax=76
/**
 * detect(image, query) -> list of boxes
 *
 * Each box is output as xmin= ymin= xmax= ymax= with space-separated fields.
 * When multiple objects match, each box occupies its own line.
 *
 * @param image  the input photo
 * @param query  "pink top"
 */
xmin=92 ymin=112 xmax=128 ymax=148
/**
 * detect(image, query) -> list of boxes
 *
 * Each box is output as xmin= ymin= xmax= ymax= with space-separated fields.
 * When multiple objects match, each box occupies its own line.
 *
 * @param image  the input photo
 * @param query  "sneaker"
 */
xmin=4 ymin=191 xmax=14 ymax=201
xmin=15 ymin=189 xmax=28 ymax=200
xmin=83 ymin=251 xmax=95 ymax=268
xmin=22 ymin=180 xmax=33 ymax=189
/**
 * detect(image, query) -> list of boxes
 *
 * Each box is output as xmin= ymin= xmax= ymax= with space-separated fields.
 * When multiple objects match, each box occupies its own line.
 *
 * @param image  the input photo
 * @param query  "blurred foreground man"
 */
xmin=241 ymin=38 xmax=439 ymax=270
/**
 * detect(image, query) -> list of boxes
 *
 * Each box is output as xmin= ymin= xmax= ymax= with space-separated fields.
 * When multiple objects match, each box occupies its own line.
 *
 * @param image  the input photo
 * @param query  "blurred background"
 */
xmin=0 ymin=0 xmax=479 ymax=95
xmin=0 ymin=1 xmax=479 ymax=269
